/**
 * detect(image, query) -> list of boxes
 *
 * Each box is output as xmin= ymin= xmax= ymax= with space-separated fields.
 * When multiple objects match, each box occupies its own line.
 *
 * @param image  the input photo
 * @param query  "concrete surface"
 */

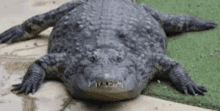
xmin=0 ymin=0 xmax=217 ymax=111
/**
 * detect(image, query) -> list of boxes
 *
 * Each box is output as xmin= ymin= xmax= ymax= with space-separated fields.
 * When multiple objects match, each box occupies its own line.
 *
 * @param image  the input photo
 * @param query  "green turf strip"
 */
xmin=135 ymin=0 xmax=220 ymax=110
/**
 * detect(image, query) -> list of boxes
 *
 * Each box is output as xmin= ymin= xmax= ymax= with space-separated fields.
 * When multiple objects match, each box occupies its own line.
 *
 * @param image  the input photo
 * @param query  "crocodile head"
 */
xmin=63 ymin=48 xmax=149 ymax=101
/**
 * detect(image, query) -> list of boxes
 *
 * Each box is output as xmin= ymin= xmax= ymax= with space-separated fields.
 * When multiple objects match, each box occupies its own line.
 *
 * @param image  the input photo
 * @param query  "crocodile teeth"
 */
xmin=117 ymin=82 xmax=121 ymax=85
xmin=94 ymin=82 xmax=122 ymax=87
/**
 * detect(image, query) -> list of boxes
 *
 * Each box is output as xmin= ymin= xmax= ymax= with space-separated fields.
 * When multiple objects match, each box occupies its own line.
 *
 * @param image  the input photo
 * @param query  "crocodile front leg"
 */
xmin=11 ymin=53 xmax=67 ymax=94
xmin=0 ymin=0 xmax=84 ymax=43
xmin=152 ymin=53 xmax=207 ymax=95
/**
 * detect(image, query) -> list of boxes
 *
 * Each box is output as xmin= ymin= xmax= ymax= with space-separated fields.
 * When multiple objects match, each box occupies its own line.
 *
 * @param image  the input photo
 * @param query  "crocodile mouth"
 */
xmin=83 ymin=81 xmax=129 ymax=92
xmin=93 ymin=81 xmax=122 ymax=88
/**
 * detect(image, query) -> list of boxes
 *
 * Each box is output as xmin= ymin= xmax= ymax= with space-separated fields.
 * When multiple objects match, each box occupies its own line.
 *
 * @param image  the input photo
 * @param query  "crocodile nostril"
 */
xmin=123 ymin=77 xmax=126 ymax=81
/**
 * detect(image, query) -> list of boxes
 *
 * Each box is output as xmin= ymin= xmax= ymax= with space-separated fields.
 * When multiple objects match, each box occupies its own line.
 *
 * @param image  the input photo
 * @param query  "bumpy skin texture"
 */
xmin=1 ymin=0 xmax=216 ymax=101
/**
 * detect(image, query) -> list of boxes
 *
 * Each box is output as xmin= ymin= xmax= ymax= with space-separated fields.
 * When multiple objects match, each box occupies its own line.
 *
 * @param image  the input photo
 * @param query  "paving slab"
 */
xmin=0 ymin=0 xmax=217 ymax=111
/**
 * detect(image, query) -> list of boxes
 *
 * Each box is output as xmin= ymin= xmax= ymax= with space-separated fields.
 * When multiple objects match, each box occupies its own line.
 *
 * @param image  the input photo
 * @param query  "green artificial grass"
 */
xmin=135 ymin=0 xmax=220 ymax=110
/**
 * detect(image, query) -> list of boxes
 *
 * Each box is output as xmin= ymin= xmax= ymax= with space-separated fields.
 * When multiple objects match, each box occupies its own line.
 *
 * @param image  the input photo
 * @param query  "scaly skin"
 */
xmin=0 ymin=0 xmax=216 ymax=101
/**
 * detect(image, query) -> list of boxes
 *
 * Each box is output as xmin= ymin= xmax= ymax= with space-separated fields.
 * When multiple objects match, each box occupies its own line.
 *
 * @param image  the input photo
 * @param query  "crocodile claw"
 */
xmin=0 ymin=25 xmax=26 ymax=43
xmin=204 ymin=21 xmax=217 ymax=29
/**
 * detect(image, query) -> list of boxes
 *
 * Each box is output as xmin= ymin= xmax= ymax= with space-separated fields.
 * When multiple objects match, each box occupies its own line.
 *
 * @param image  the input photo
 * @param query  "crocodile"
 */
xmin=0 ymin=0 xmax=217 ymax=101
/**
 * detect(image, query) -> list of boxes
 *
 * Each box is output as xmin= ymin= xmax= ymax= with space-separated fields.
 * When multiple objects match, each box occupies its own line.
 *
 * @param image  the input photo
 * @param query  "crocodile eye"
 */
xmin=117 ymin=57 xmax=122 ymax=62
xmin=88 ymin=56 xmax=97 ymax=62
xmin=115 ymin=56 xmax=123 ymax=63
